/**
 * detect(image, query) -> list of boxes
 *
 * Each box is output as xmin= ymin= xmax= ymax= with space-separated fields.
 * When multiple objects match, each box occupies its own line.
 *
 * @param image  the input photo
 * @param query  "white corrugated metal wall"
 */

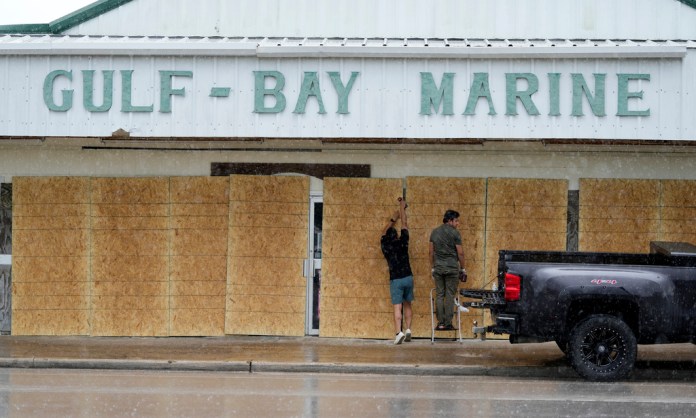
xmin=62 ymin=0 xmax=696 ymax=39
xmin=1 ymin=48 xmax=694 ymax=140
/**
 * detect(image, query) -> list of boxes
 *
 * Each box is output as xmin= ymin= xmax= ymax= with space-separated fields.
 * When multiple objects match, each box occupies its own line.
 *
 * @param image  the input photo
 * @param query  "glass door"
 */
xmin=306 ymin=194 xmax=323 ymax=335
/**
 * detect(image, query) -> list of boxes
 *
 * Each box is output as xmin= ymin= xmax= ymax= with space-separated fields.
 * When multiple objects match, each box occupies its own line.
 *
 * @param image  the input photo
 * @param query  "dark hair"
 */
xmin=385 ymin=227 xmax=398 ymax=240
xmin=442 ymin=209 xmax=460 ymax=223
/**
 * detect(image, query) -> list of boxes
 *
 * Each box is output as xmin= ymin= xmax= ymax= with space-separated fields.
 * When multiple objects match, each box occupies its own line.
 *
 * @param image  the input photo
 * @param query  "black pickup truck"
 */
xmin=461 ymin=241 xmax=696 ymax=381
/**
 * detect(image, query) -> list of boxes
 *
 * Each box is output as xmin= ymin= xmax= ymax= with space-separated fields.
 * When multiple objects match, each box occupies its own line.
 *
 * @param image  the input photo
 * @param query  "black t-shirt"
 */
xmin=380 ymin=229 xmax=413 ymax=280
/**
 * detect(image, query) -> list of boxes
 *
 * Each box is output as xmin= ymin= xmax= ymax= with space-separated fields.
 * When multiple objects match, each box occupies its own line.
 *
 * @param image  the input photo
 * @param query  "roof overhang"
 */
xmin=0 ymin=36 xmax=691 ymax=58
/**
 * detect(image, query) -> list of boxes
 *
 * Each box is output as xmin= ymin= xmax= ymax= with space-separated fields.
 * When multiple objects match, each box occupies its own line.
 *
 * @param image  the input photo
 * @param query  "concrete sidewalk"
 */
xmin=0 ymin=335 xmax=694 ymax=380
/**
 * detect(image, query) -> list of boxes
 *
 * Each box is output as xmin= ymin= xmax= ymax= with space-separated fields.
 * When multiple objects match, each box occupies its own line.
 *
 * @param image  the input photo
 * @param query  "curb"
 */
xmin=0 ymin=358 xmax=251 ymax=372
xmin=0 ymin=358 xmax=575 ymax=379
xmin=1 ymin=358 xmax=693 ymax=381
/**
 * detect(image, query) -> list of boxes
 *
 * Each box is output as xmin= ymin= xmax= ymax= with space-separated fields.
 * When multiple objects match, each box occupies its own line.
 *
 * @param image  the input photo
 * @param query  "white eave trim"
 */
xmin=0 ymin=41 xmax=259 ymax=56
xmin=0 ymin=36 xmax=688 ymax=59
xmin=255 ymin=45 xmax=687 ymax=59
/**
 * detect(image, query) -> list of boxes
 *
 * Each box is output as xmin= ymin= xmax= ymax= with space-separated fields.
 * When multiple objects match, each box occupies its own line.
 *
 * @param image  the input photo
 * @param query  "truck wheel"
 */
xmin=568 ymin=315 xmax=636 ymax=381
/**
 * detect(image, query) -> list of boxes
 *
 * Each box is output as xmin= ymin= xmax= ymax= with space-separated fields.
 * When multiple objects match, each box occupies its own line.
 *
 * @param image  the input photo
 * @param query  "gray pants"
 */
xmin=433 ymin=271 xmax=459 ymax=327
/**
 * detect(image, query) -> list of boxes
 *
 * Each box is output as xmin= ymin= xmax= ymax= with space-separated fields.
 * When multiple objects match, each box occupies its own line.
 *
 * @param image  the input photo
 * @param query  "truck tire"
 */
xmin=568 ymin=315 xmax=637 ymax=381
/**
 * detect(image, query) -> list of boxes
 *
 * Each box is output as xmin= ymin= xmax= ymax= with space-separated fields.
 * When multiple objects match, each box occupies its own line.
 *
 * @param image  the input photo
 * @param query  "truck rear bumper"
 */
xmin=489 ymin=314 xmax=518 ymax=335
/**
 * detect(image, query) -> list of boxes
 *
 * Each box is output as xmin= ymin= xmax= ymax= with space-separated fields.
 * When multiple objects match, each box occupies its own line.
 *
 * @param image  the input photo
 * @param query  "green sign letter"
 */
xmin=294 ymin=72 xmax=326 ymax=114
xmin=571 ymin=73 xmax=606 ymax=117
xmin=419 ymin=72 xmax=454 ymax=115
xmin=160 ymin=70 xmax=193 ymax=113
xmin=506 ymin=73 xmax=540 ymax=116
xmin=328 ymin=71 xmax=359 ymax=114
xmin=254 ymin=71 xmax=286 ymax=113
xmin=43 ymin=70 xmax=73 ymax=112
xmin=83 ymin=70 xmax=113 ymax=112
xmin=617 ymin=73 xmax=650 ymax=117
xmin=548 ymin=73 xmax=561 ymax=116
xmin=121 ymin=70 xmax=154 ymax=112
xmin=464 ymin=73 xmax=497 ymax=116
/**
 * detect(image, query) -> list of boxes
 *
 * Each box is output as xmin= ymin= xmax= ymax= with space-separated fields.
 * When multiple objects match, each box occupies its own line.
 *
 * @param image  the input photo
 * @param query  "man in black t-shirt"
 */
xmin=380 ymin=198 xmax=414 ymax=345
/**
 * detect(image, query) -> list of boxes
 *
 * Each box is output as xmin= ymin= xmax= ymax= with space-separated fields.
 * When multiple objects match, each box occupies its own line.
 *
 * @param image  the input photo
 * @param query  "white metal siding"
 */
xmin=1 ymin=47 xmax=695 ymax=141
xmin=61 ymin=0 xmax=696 ymax=40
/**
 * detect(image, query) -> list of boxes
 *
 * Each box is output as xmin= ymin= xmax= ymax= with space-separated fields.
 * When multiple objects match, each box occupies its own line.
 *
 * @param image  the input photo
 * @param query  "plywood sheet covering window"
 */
xmin=660 ymin=180 xmax=696 ymax=244
xmin=486 ymin=178 xmax=568 ymax=283
xmin=226 ymin=175 xmax=309 ymax=336
xmin=91 ymin=178 xmax=170 ymax=336
xmin=321 ymin=178 xmax=402 ymax=338
xmin=11 ymin=177 xmax=90 ymax=335
xmin=579 ymin=179 xmax=661 ymax=252
xmin=406 ymin=177 xmax=486 ymax=339
xmin=170 ymin=177 xmax=229 ymax=336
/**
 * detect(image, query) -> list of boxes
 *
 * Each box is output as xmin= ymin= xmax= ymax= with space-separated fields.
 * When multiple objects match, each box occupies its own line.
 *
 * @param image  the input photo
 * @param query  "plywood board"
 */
xmin=319 ymin=311 xmax=394 ymax=339
xmin=320 ymin=177 xmax=403 ymax=339
xmin=11 ymin=310 xmax=90 ymax=335
xmin=227 ymin=311 xmax=305 ymax=336
xmin=13 ymin=203 xmax=89 ymax=217
xmin=171 ymin=309 xmax=226 ymax=336
xmin=579 ymin=179 xmax=660 ymax=252
xmin=170 ymin=176 xmax=230 ymax=204
xmin=92 ymin=203 xmax=168 ymax=217
xmin=13 ymin=281 xmax=88 ymax=296
xmin=171 ymin=229 xmax=228 ymax=255
xmin=405 ymin=177 xmax=487 ymax=339
xmin=11 ymin=256 xmax=89 ymax=282
xmin=90 ymin=177 xmax=170 ymax=336
xmin=229 ymin=227 xmax=307 ymax=258
xmin=170 ymin=256 xmax=227 ymax=281
xmin=91 ymin=310 xmax=168 ymax=336
xmin=226 ymin=175 xmax=309 ymax=336
xmin=169 ymin=177 xmax=229 ymax=336
xmin=11 ymin=177 xmax=91 ymax=336
xmin=12 ymin=230 xmax=89 ymax=257
xmin=580 ymin=179 xmax=660 ymax=206
xmin=486 ymin=178 xmax=567 ymax=285
xmin=227 ymin=257 xmax=306 ymax=287
xmin=659 ymin=180 xmax=696 ymax=244
xmin=92 ymin=255 xmax=168 ymax=282
xmin=91 ymin=177 xmax=169 ymax=204
xmin=12 ymin=177 xmax=89 ymax=204
xmin=13 ymin=215 xmax=89 ymax=230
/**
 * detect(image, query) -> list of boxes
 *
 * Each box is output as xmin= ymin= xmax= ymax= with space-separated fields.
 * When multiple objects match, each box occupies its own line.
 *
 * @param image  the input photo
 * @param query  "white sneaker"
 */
xmin=394 ymin=332 xmax=405 ymax=345
xmin=404 ymin=329 xmax=412 ymax=342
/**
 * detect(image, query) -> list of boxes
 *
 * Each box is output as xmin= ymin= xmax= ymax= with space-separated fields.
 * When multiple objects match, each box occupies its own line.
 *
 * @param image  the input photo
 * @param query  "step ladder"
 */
xmin=429 ymin=287 xmax=463 ymax=343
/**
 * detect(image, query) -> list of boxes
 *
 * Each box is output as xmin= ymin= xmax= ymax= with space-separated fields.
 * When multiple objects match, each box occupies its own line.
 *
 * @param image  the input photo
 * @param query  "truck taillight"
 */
xmin=504 ymin=273 xmax=521 ymax=301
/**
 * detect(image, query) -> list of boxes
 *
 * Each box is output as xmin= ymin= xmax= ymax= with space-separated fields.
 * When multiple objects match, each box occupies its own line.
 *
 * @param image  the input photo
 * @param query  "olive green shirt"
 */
xmin=429 ymin=223 xmax=462 ymax=272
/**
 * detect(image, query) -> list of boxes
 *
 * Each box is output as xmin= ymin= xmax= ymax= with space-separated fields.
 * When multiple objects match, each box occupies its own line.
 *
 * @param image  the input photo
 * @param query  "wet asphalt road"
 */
xmin=0 ymin=368 xmax=694 ymax=418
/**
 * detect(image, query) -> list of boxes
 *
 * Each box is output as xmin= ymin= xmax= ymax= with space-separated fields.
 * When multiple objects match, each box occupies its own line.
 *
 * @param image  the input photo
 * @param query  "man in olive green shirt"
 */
xmin=429 ymin=209 xmax=466 ymax=330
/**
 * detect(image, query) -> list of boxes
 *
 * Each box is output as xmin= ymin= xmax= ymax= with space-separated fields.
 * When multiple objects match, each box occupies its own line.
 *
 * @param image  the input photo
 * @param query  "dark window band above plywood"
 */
xmin=211 ymin=163 xmax=371 ymax=179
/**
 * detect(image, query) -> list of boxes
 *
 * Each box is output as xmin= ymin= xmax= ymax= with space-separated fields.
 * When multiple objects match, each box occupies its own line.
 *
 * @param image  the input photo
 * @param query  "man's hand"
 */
xmin=398 ymin=197 xmax=408 ymax=209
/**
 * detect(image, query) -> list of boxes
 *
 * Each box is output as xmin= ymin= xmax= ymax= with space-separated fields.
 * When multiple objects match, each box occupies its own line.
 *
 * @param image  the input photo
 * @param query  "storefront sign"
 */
xmin=0 ymin=54 xmax=690 ymax=140
xmin=42 ymin=69 xmax=650 ymax=118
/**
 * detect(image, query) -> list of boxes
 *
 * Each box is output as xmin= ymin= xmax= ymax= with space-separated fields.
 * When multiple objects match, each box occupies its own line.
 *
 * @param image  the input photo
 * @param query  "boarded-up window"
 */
xmin=226 ymin=175 xmax=309 ymax=336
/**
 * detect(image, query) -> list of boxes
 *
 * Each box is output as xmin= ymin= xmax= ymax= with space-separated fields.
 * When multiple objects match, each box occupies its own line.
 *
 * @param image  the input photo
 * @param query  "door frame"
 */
xmin=305 ymin=193 xmax=323 ymax=335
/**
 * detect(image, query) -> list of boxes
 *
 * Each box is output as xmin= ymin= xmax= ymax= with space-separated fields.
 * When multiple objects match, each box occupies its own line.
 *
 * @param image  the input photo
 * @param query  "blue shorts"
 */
xmin=390 ymin=275 xmax=414 ymax=305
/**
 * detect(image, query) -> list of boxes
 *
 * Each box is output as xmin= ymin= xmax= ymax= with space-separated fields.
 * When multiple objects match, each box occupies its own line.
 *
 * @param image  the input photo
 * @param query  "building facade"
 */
xmin=1 ymin=0 xmax=695 ymax=339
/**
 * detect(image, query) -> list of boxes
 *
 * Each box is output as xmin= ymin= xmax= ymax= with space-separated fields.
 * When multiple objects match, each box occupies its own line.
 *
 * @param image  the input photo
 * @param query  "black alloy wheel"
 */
xmin=568 ymin=315 xmax=637 ymax=381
